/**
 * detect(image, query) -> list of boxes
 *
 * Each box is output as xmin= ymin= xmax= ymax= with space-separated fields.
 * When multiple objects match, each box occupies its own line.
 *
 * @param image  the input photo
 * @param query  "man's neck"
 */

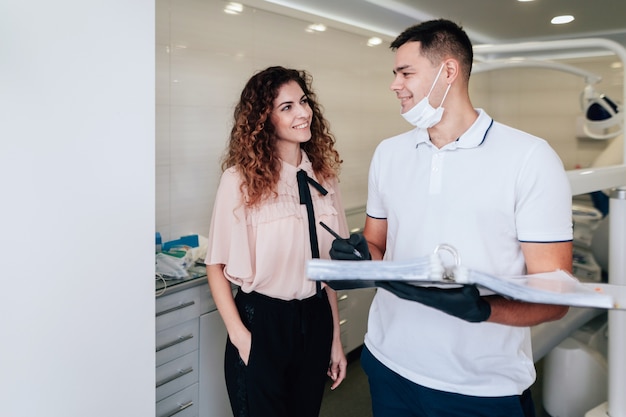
xmin=427 ymin=108 xmax=479 ymax=149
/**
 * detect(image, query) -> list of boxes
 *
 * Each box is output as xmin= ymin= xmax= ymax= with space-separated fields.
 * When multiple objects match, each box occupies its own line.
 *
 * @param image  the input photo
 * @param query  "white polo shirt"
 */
xmin=364 ymin=109 xmax=573 ymax=396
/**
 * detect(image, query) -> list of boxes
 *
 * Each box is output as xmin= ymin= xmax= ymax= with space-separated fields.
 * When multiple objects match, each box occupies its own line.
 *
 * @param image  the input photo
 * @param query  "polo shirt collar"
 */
xmin=455 ymin=109 xmax=493 ymax=149
xmin=413 ymin=109 xmax=493 ymax=149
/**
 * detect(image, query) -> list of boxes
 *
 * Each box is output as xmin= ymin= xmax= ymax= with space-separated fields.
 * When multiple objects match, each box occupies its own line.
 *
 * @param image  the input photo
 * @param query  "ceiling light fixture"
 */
xmin=551 ymin=15 xmax=575 ymax=25
xmin=367 ymin=37 xmax=383 ymax=47
xmin=224 ymin=2 xmax=243 ymax=15
xmin=306 ymin=23 xmax=327 ymax=33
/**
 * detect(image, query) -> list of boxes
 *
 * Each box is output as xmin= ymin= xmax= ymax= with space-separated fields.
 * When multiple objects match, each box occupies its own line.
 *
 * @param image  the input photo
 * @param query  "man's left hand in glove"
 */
xmin=376 ymin=281 xmax=491 ymax=323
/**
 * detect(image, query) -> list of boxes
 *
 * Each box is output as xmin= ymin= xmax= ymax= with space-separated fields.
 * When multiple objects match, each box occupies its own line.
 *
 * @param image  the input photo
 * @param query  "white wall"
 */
xmin=156 ymin=0 xmax=623 ymax=243
xmin=0 ymin=1 xmax=155 ymax=416
xmin=471 ymin=57 xmax=624 ymax=169
xmin=156 ymin=0 xmax=408 ymax=240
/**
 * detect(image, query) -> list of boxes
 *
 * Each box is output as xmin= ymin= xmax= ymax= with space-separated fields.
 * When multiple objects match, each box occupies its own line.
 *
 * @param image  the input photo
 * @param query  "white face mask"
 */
xmin=401 ymin=64 xmax=451 ymax=129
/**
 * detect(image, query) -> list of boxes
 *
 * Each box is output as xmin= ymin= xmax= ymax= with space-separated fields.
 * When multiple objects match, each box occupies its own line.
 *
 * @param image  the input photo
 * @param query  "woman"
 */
xmin=205 ymin=66 xmax=348 ymax=417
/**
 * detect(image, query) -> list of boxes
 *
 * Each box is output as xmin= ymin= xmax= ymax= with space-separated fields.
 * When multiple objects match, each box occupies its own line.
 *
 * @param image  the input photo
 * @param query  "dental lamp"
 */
xmin=473 ymin=58 xmax=623 ymax=140
xmin=582 ymin=84 xmax=623 ymax=140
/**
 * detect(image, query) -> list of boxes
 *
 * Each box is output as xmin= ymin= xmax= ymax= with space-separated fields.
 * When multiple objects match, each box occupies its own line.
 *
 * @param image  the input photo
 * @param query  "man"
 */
xmin=330 ymin=19 xmax=573 ymax=416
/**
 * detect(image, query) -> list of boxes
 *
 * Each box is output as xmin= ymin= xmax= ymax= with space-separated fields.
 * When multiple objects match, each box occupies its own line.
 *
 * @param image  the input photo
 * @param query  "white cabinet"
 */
xmin=155 ymin=383 xmax=198 ymax=417
xmin=156 ymin=281 xmax=230 ymax=417
xmin=155 ymin=280 xmax=372 ymax=417
xmin=336 ymin=288 xmax=376 ymax=354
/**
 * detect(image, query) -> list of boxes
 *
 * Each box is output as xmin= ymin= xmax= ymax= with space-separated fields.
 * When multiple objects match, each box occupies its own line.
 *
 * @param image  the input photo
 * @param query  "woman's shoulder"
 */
xmin=221 ymin=166 xmax=244 ymax=184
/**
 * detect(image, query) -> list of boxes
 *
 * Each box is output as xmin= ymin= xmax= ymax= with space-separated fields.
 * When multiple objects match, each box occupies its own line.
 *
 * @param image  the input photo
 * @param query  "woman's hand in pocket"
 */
xmin=231 ymin=327 xmax=252 ymax=365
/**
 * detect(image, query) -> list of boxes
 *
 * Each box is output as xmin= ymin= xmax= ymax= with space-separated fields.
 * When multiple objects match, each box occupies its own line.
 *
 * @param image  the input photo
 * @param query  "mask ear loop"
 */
xmin=427 ymin=64 xmax=452 ymax=109
xmin=425 ymin=63 xmax=446 ymax=97
xmin=437 ymin=83 xmax=452 ymax=109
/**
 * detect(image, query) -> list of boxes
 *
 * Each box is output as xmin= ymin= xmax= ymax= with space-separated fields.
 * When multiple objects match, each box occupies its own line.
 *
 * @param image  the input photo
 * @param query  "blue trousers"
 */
xmin=361 ymin=346 xmax=536 ymax=417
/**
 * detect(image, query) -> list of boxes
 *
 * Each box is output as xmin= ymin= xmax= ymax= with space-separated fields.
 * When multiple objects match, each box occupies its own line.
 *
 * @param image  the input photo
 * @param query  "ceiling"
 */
xmin=252 ymin=0 xmax=626 ymax=47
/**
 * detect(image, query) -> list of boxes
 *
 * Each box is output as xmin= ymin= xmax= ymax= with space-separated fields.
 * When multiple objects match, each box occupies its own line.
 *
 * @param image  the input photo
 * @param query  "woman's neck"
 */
xmin=277 ymin=145 xmax=302 ymax=167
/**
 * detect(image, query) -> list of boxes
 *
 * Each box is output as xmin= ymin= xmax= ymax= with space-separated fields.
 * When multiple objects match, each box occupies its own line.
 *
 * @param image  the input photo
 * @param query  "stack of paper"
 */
xmin=307 ymin=254 xmax=623 ymax=310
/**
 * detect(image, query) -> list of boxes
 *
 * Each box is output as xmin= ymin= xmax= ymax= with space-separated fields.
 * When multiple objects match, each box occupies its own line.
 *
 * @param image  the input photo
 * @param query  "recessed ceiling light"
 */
xmin=517 ymin=0 xmax=534 ymax=2
xmin=367 ymin=37 xmax=383 ymax=47
xmin=551 ymin=15 xmax=575 ymax=25
xmin=224 ymin=2 xmax=243 ymax=15
xmin=306 ymin=23 xmax=327 ymax=33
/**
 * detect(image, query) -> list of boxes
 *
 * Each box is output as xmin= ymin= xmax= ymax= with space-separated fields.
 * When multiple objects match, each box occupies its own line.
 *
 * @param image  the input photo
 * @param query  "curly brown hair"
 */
xmin=222 ymin=66 xmax=342 ymax=207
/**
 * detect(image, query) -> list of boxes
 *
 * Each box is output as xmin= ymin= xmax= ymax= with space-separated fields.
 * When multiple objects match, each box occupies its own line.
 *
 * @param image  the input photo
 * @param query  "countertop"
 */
xmin=156 ymin=264 xmax=209 ymax=297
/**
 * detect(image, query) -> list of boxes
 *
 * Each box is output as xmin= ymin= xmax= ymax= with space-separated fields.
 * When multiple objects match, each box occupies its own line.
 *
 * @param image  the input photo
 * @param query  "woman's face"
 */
xmin=270 ymin=80 xmax=313 ymax=147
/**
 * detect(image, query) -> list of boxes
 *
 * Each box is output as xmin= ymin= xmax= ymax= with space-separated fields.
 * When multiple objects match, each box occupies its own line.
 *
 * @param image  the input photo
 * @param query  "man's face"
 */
xmin=390 ymin=42 xmax=443 ymax=114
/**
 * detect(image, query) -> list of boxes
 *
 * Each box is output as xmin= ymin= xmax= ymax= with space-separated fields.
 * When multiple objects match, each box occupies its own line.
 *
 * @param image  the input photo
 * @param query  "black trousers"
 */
xmin=224 ymin=289 xmax=333 ymax=417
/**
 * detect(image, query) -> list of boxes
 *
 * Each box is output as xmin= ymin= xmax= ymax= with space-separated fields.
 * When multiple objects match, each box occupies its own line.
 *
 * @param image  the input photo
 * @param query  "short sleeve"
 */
xmin=204 ymin=168 xmax=253 ymax=283
xmin=366 ymin=145 xmax=386 ymax=219
xmin=515 ymin=141 xmax=573 ymax=242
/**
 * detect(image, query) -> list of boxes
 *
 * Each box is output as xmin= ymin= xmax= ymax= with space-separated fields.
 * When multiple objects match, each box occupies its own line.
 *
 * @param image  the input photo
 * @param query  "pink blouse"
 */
xmin=205 ymin=151 xmax=349 ymax=300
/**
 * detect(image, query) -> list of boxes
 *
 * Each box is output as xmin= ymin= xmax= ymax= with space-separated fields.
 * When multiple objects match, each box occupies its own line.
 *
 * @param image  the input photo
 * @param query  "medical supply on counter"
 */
xmin=162 ymin=234 xmax=199 ymax=252
xmin=573 ymin=247 xmax=602 ymax=282
xmin=156 ymin=249 xmax=194 ymax=279
xmin=155 ymin=232 xmax=162 ymax=253
xmin=155 ymin=234 xmax=209 ymax=279
xmin=573 ymin=205 xmax=603 ymax=247
xmin=572 ymin=205 xmax=604 ymax=282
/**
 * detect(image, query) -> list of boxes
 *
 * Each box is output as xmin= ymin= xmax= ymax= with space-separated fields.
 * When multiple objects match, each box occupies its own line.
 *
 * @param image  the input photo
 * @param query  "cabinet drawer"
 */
xmin=156 ymin=351 xmax=199 ymax=402
xmin=336 ymin=291 xmax=350 ymax=313
xmin=156 ymin=319 xmax=199 ymax=367
xmin=339 ymin=318 xmax=349 ymax=351
xmin=156 ymin=382 xmax=199 ymax=417
xmin=196 ymin=284 xmax=216 ymax=315
xmin=156 ymin=287 xmax=204 ymax=332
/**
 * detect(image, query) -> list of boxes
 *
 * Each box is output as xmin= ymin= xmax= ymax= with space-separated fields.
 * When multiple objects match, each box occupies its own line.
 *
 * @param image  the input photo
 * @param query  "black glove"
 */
xmin=329 ymin=233 xmax=371 ymax=261
xmin=324 ymin=279 xmax=378 ymax=291
xmin=376 ymin=281 xmax=491 ymax=323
